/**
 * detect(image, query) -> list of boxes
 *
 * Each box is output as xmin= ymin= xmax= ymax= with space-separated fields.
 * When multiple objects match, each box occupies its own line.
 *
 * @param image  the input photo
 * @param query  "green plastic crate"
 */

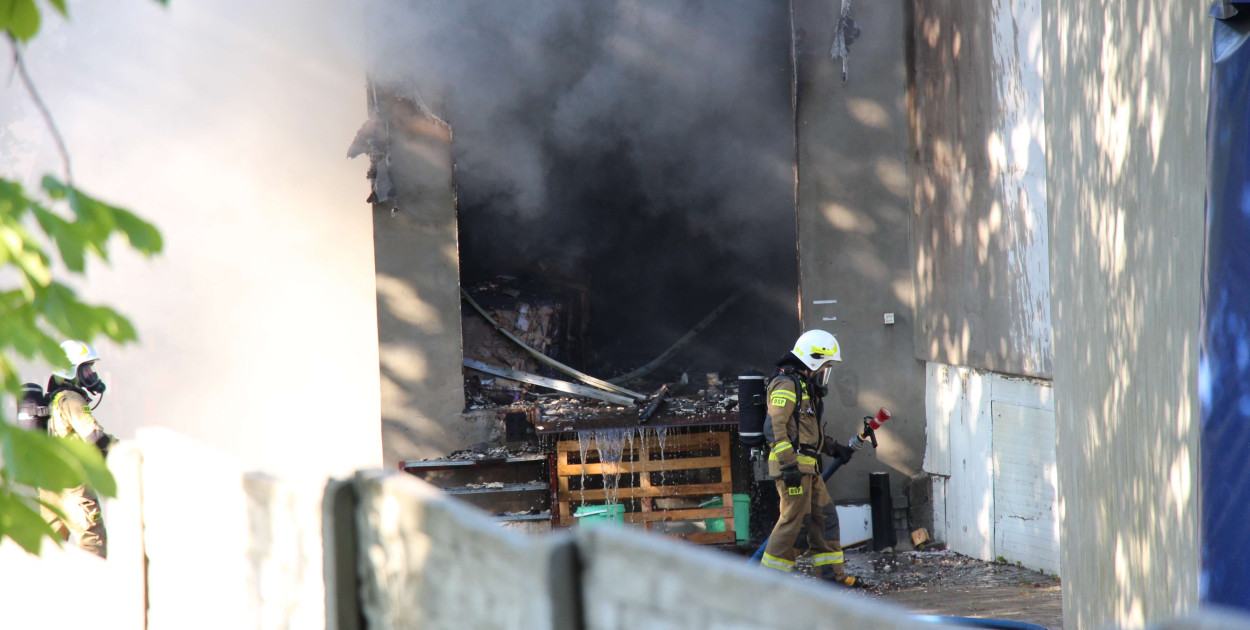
xmin=701 ymin=494 xmax=750 ymax=542
xmin=574 ymin=504 xmax=625 ymax=526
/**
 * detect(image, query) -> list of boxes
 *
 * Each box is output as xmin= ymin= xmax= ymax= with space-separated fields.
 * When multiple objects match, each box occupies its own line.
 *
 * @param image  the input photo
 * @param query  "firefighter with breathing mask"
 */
xmin=759 ymin=329 xmax=862 ymax=586
xmin=39 ymin=340 xmax=115 ymax=559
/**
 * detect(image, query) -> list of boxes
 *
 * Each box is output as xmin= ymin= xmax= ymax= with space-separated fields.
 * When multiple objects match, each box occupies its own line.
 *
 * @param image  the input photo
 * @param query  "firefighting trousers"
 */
xmin=40 ymin=485 xmax=107 ymax=559
xmin=760 ymin=475 xmax=844 ymax=578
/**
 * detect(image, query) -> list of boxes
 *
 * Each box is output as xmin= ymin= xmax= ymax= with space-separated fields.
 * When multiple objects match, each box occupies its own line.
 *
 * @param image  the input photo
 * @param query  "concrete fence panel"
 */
xmin=138 ymin=428 xmax=329 ymax=630
xmin=350 ymin=470 xmax=579 ymax=630
xmin=572 ymin=526 xmax=935 ymax=630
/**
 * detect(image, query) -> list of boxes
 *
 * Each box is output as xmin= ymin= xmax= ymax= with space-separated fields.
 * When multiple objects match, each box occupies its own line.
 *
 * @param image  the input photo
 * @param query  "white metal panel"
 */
xmin=990 ymin=374 xmax=1054 ymax=411
xmin=923 ymin=362 xmax=957 ymax=476
xmin=946 ymin=369 xmax=994 ymax=560
xmin=837 ymin=504 xmax=873 ymax=547
xmin=992 ymin=401 xmax=1060 ymax=574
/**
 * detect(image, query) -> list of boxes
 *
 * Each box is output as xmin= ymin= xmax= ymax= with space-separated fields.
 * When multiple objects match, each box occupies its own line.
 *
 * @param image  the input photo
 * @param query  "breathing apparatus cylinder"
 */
xmin=16 ymin=383 xmax=49 ymax=432
xmin=737 ymin=369 xmax=767 ymax=446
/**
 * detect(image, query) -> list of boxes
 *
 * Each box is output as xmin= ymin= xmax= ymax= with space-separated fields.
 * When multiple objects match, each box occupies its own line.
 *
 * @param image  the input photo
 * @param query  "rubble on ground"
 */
xmin=796 ymin=547 xmax=1062 ymax=595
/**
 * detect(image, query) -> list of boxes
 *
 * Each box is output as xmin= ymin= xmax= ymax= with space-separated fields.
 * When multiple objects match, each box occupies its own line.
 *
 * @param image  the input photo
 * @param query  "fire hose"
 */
xmin=748 ymin=408 xmax=890 ymax=564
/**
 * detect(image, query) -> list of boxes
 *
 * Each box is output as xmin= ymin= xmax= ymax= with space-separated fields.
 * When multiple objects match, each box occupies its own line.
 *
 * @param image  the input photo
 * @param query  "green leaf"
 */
xmin=36 ymin=283 xmax=138 ymax=344
xmin=41 ymin=176 xmax=164 ymax=261
xmin=31 ymin=206 xmax=87 ymax=272
xmin=44 ymin=0 xmax=66 ymax=17
xmin=58 ymin=438 xmax=116 ymax=497
xmin=0 ymin=425 xmax=116 ymax=497
xmin=0 ymin=489 xmax=57 ymax=555
xmin=111 ymin=206 xmax=163 ymax=256
xmin=0 ymin=179 xmax=30 ymax=217
xmin=0 ymin=423 xmax=83 ymax=491
xmin=3 ymin=0 xmax=41 ymax=42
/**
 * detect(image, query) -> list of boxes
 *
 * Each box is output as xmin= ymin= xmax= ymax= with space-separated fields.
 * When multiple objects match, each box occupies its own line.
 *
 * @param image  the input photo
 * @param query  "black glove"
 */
xmin=821 ymin=435 xmax=838 ymax=457
xmin=830 ymin=442 xmax=855 ymax=462
xmin=780 ymin=464 xmax=803 ymax=493
xmin=94 ymin=433 xmax=115 ymax=458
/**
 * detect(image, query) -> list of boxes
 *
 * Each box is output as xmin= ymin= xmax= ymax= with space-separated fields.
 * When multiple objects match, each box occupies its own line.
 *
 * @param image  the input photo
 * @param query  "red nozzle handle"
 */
xmin=865 ymin=407 xmax=891 ymax=431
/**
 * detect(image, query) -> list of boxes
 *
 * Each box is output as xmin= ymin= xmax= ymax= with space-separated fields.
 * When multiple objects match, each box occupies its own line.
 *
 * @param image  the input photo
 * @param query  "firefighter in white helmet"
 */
xmin=759 ymin=329 xmax=861 ymax=586
xmin=39 ymin=340 xmax=114 ymax=559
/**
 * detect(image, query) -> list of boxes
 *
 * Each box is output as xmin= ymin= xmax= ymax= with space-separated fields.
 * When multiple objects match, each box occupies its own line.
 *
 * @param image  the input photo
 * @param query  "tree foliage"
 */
xmin=2 ymin=2 xmax=164 ymax=554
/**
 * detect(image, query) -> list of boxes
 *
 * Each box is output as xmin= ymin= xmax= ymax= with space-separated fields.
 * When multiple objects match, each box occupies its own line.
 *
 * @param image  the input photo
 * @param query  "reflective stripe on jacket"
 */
xmin=765 ymin=373 xmax=824 ymax=476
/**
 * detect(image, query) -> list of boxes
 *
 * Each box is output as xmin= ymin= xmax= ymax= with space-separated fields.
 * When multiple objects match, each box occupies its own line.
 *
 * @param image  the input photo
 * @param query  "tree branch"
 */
xmin=8 ymin=35 xmax=73 ymax=189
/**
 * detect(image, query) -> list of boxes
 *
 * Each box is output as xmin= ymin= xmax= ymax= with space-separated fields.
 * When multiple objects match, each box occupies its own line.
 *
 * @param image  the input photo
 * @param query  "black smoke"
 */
xmin=366 ymin=0 xmax=801 ymax=377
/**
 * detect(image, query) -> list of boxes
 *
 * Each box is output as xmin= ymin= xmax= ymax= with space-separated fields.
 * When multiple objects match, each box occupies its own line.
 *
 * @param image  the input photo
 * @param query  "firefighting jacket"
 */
xmin=48 ymin=388 xmax=107 ymax=446
xmin=765 ymin=371 xmax=826 ymax=476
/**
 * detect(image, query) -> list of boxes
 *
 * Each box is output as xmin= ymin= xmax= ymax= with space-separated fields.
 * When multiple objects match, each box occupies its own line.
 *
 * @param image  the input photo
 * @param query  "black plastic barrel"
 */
xmin=870 ymin=472 xmax=897 ymax=550
xmin=738 ymin=369 xmax=767 ymax=446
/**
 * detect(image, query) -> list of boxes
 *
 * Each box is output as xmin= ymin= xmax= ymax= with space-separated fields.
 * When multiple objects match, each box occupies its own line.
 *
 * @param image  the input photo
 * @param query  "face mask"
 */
xmin=812 ymin=365 xmax=832 ymax=398
xmin=77 ymin=362 xmax=107 ymax=396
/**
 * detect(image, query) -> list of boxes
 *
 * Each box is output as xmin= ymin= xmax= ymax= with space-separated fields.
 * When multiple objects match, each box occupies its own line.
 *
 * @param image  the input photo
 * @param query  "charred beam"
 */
xmin=463 ymin=358 xmax=636 ymax=406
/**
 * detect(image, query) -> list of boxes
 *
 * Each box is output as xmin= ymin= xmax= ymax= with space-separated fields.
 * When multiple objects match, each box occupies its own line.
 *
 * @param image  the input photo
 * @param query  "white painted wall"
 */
xmin=989 ymin=0 xmax=1050 ymax=377
xmin=923 ymin=362 xmax=1057 ymax=573
xmin=0 ymin=0 xmax=381 ymax=477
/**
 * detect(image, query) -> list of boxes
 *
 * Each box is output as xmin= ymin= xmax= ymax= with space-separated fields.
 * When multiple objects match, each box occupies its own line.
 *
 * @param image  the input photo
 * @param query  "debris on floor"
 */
xmin=788 ymin=546 xmax=1059 ymax=594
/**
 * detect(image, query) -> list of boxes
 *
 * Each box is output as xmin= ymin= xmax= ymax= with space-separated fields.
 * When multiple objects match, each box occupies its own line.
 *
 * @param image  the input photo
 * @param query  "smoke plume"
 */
xmin=365 ymin=0 xmax=800 ymax=375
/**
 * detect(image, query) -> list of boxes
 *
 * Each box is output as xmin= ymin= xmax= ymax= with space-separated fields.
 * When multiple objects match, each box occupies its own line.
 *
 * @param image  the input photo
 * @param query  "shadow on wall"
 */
xmin=1043 ymin=1 xmax=1206 ymax=627
xmin=362 ymin=93 xmax=473 ymax=465
xmin=907 ymin=0 xmax=1052 ymax=380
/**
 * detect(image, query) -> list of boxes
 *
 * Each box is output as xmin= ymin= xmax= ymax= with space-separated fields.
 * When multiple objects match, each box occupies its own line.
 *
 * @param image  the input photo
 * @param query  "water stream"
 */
xmin=577 ymin=430 xmax=592 ymax=504
xmin=655 ymin=426 xmax=669 ymax=487
xmin=572 ymin=425 xmax=675 ymax=512
xmin=592 ymin=429 xmax=628 ymax=507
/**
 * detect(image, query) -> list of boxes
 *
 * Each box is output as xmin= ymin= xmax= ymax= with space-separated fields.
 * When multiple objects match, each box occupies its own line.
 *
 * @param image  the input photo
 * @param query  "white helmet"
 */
xmin=790 ymin=329 xmax=841 ymax=371
xmin=55 ymin=340 xmax=106 ymax=394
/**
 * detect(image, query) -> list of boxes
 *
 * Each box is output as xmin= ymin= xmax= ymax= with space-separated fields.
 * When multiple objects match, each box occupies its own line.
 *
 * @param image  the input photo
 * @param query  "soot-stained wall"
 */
xmin=369 ymin=95 xmax=475 ymax=465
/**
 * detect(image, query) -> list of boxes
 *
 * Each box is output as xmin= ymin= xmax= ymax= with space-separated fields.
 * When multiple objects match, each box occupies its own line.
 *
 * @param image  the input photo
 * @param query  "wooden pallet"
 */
xmin=554 ymin=430 xmax=735 ymax=545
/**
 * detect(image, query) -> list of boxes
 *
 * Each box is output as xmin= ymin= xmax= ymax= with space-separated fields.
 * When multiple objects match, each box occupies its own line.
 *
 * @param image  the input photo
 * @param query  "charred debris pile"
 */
xmin=460 ymin=276 xmax=742 ymax=451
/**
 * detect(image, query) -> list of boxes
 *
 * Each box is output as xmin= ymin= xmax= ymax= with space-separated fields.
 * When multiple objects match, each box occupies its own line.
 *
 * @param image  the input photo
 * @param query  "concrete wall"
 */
xmin=369 ymin=96 xmax=476 ymax=466
xmin=1043 ymin=0 xmax=1208 ymax=628
xmin=907 ymin=0 xmax=1051 ymax=379
xmin=0 ymin=0 xmax=382 ymax=478
xmin=792 ymin=0 xmax=927 ymax=504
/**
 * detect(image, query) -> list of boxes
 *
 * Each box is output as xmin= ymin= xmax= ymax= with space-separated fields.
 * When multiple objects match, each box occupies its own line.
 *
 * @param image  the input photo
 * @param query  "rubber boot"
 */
xmin=820 ymin=566 xmax=866 ymax=588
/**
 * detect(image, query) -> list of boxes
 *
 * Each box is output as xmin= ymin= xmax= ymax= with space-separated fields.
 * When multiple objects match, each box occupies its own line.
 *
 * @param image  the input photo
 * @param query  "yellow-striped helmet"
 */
xmin=790 ymin=329 xmax=841 ymax=371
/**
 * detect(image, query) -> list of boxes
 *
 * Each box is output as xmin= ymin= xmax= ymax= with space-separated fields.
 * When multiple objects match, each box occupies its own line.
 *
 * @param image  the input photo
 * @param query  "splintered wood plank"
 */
xmin=623 ymin=507 xmax=732 ymax=523
xmin=556 ymin=482 xmax=731 ymax=503
xmin=557 ymin=455 xmax=728 ymax=476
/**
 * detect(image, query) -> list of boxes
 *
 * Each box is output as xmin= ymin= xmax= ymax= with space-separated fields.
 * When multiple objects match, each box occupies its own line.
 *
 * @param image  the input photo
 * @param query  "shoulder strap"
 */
xmin=46 ymin=376 xmax=90 ymax=402
xmin=768 ymin=367 xmax=803 ymax=445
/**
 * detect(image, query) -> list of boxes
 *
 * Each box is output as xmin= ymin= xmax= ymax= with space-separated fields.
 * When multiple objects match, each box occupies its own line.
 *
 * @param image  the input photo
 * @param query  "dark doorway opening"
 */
xmin=446 ymin=1 xmax=802 ymax=386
